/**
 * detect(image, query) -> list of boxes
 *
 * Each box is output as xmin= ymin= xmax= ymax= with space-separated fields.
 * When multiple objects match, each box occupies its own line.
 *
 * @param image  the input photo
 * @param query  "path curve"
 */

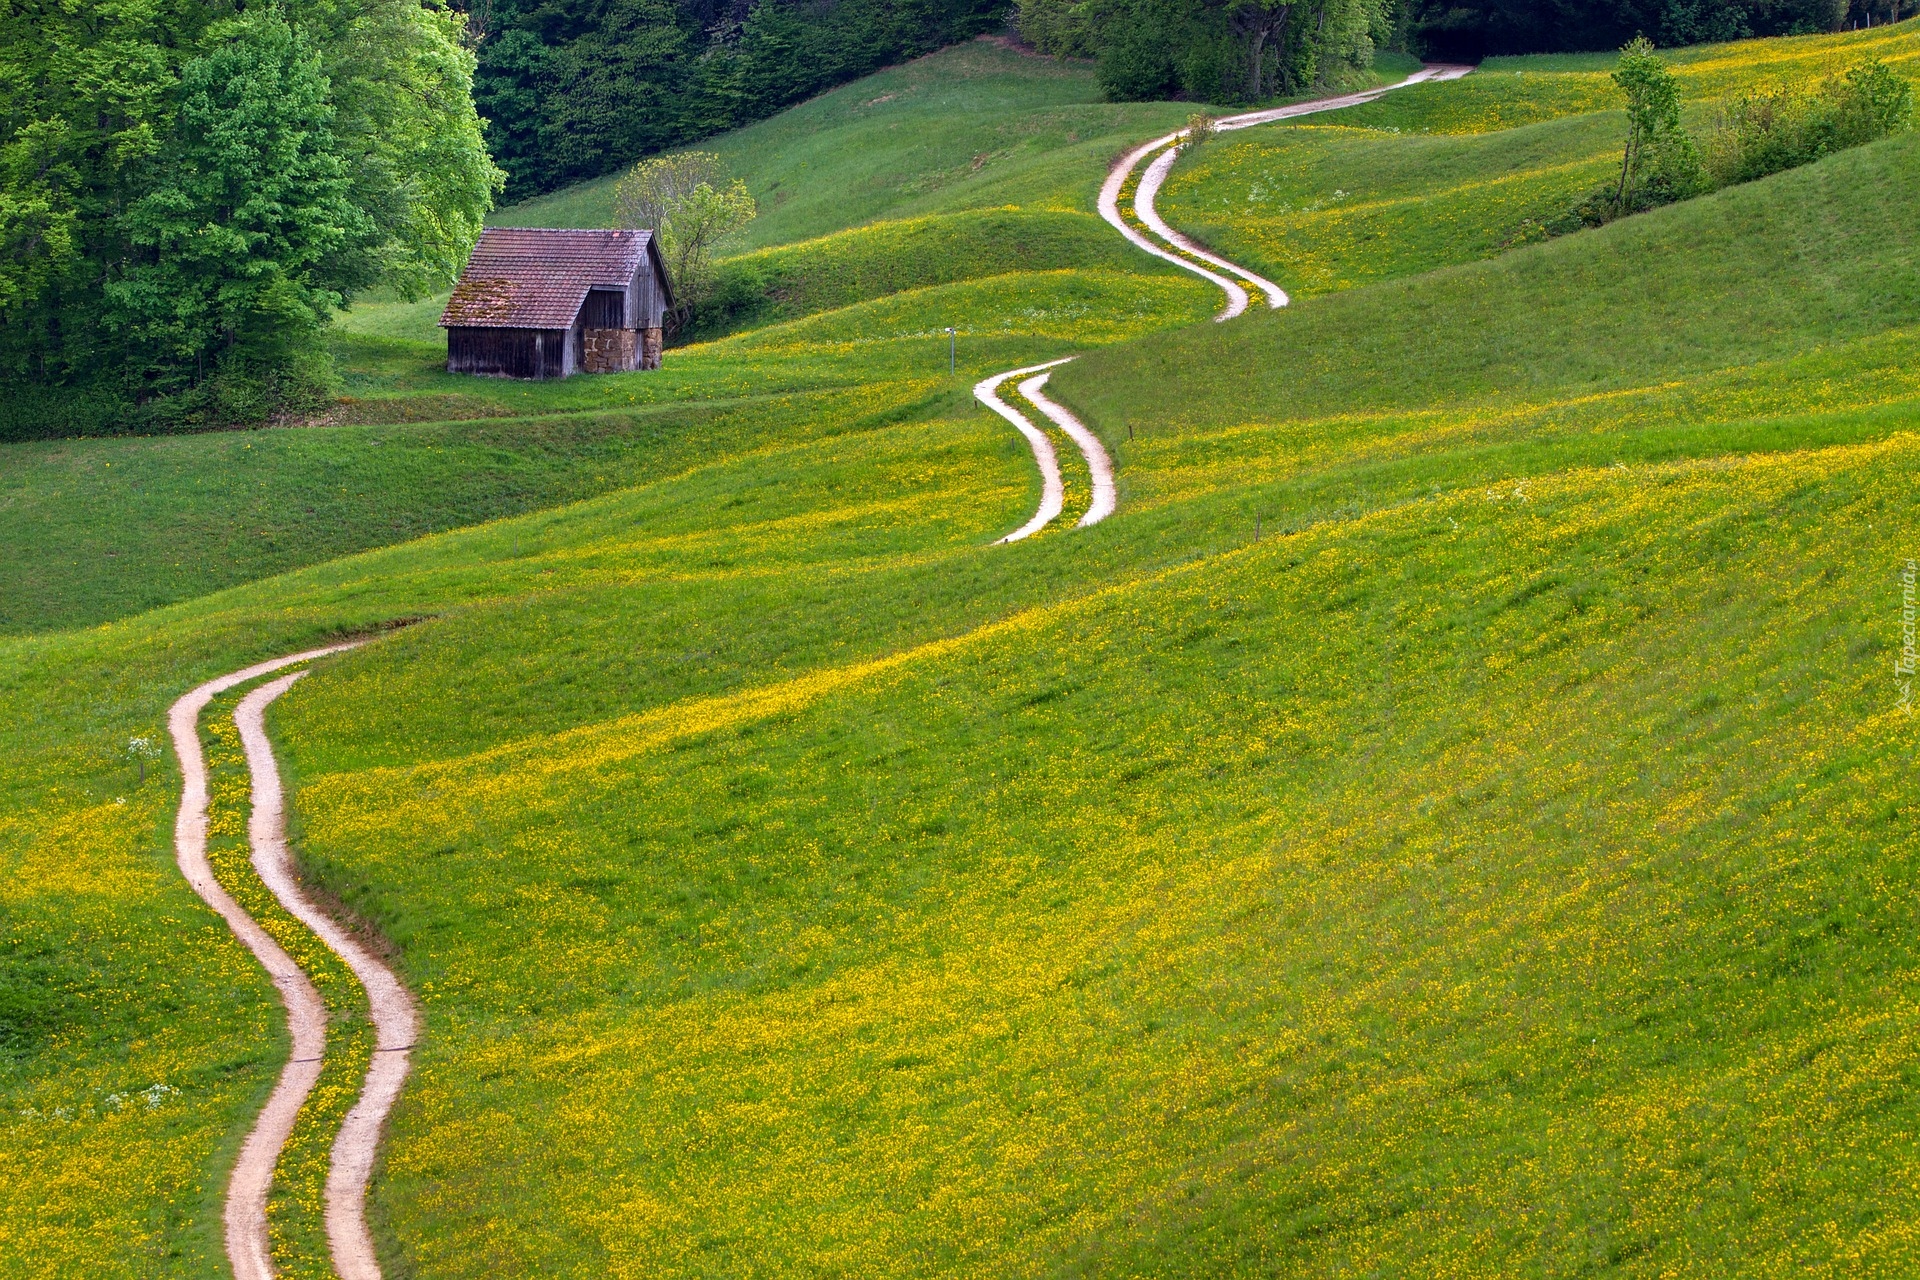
xmin=1098 ymin=131 xmax=1252 ymax=321
xmin=976 ymin=359 xmax=1073 ymax=542
xmin=171 ymin=644 xmax=418 ymax=1280
xmin=1017 ymin=371 xmax=1116 ymax=528
xmin=979 ymin=65 xmax=1471 ymax=542
xmin=1135 ymin=144 xmax=1287 ymax=309
xmin=1109 ymin=64 xmax=1477 ymax=317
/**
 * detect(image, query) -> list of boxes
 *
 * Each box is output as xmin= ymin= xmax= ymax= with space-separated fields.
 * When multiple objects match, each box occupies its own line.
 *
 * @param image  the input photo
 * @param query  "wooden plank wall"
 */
xmin=447 ymin=327 xmax=571 ymax=378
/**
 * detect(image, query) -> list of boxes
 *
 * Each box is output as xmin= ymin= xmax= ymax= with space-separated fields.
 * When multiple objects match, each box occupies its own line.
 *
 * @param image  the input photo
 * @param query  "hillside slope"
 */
xmin=0 ymin=44 xmax=1209 ymax=636
xmin=1057 ymin=128 xmax=1920 ymax=433
xmin=7 ymin=36 xmax=1920 ymax=1270
xmin=8 ymin=21 xmax=1920 ymax=1276
xmin=1155 ymin=19 xmax=1920 ymax=299
xmin=497 ymin=39 xmax=1201 ymax=244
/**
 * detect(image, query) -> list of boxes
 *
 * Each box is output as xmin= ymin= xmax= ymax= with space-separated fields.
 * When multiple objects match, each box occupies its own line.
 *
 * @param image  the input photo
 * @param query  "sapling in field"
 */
xmin=615 ymin=152 xmax=758 ymax=337
xmin=1610 ymin=37 xmax=1704 ymax=214
xmin=1558 ymin=38 xmax=1700 ymax=227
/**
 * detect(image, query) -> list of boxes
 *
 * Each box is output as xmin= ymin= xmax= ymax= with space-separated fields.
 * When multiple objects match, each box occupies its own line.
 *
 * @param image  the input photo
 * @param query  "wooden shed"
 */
xmin=439 ymin=228 xmax=673 ymax=378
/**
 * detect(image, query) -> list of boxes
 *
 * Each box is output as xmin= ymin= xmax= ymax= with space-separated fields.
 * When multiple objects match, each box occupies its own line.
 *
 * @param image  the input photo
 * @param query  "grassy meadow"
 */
xmin=1157 ymin=19 xmax=1920 ymax=297
xmin=4 ymin=19 xmax=1920 ymax=1278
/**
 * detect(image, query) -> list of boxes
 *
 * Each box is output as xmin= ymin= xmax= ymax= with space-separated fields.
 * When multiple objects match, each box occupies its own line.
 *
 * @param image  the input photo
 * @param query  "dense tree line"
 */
xmin=1407 ymin=0 xmax=1904 ymax=60
xmin=1015 ymin=0 xmax=1906 ymax=105
xmin=0 ymin=0 xmax=500 ymax=433
xmin=468 ymin=0 xmax=1010 ymax=199
xmin=1015 ymin=0 xmax=1396 ymax=103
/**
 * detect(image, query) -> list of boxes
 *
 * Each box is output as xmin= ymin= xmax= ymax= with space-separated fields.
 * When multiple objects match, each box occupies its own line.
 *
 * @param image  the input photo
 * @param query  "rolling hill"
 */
xmin=3 ymin=21 xmax=1919 ymax=1278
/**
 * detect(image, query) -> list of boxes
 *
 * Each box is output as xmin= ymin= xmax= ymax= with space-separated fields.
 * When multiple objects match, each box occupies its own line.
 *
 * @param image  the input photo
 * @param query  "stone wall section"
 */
xmin=581 ymin=327 xmax=638 ymax=373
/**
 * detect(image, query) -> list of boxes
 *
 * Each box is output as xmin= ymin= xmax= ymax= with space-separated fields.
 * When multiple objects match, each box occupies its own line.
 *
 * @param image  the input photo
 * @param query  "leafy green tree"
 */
xmin=537 ymin=0 xmax=692 ymax=203
xmin=325 ymin=0 xmax=505 ymax=299
xmin=0 ymin=0 xmax=212 ymax=381
xmin=1092 ymin=0 xmax=1388 ymax=104
xmin=110 ymin=9 xmax=368 ymax=401
xmin=613 ymin=151 xmax=757 ymax=334
xmin=1097 ymin=0 xmax=1185 ymax=99
xmin=1611 ymin=36 xmax=1703 ymax=214
xmin=0 ymin=0 xmax=501 ymax=432
xmin=1015 ymin=0 xmax=1107 ymax=56
xmin=1220 ymin=0 xmax=1293 ymax=100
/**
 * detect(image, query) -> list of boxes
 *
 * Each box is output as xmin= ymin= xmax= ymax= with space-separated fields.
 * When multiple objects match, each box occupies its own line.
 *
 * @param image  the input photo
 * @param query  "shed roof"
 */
xmin=440 ymin=227 xmax=661 ymax=330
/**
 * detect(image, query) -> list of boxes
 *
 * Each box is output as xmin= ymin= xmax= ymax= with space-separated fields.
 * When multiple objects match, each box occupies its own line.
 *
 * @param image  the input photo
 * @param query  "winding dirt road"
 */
xmin=168 ymin=66 xmax=1476 ymax=1273
xmin=976 ymin=359 xmax=1072 ymax=542
xmin=1017 ymin=371 xmax=1115 ymax=528
xmin=171 ymin=645 xmax=416 ymax=1280
xmin=981 ymin=64 xmax=1469 ymax=541
xmin=1106 ymin=63 xmax=1475 ymax=318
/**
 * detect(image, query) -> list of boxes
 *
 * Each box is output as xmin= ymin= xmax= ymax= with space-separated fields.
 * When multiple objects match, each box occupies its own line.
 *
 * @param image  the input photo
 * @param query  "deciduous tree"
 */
xmin=614 ymin=151 xmax=757 ymax=333
xmin=1611 ymin=36 xmax=1702 ymax=214
xmin=0 ymin=0 xmax=502 ymax=431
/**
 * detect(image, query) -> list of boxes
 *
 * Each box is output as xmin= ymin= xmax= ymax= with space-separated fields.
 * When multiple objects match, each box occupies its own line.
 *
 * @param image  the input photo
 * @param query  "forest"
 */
xmin=1 ymin=0 xmax=499 ymax=433
xmin=1405 ymin=0 xmax=1911 ymax=59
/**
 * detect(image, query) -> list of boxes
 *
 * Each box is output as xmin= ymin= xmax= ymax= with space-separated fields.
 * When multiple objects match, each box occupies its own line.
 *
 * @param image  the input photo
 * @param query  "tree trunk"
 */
xmin=1312 ymin=0 xmax=1329 ymax=89
xmin=1616 ymin=123 xmax=1642 ymax=212
xmin=1232 ymin=3 xmax=1292 ymax=102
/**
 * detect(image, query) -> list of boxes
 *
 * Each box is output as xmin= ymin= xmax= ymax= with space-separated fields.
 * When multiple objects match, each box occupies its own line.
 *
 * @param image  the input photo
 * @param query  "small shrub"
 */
xmin=679 ymin=262 xmax=774 ymax=344
xmin=1183 ymin=112 xmax=1218 ymax=148
xmin=1553 ymin=50 xmax=1910 ymax=237
xmin=1703 ymin=60 xmax=1914 ymax=187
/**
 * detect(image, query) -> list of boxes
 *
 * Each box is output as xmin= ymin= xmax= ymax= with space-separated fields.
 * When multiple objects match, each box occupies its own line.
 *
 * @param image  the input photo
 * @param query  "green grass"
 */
xmin=697 ymin=207 xmax=1174 ymax=337
xmin=291 ymin=126 xmax=1920 ymax=1274
xmin=1063 ymin=130 xmax=1920 ymax=431
xmin=1488 ymin=16 xmax=1920 ymax=80
xmin=5 ymin=264 xmax=1209 ymax=633
xmin=496 ymin=38 xmax=1199 ymax=245
xmin=1159 ymin=112 xmax=1623 ymax=296
xmin=0 ymin=40 xmax=1219 ymax=638
xmin=7 ymin=24 xmax=1920 ymax=1278
xmin=1154 ymin=18 xmax=1920 ymax=301
xmin=0 ymin=387 xmax=956 ymax=635
xmin=335 ymin=293 xmax=450 ymax=343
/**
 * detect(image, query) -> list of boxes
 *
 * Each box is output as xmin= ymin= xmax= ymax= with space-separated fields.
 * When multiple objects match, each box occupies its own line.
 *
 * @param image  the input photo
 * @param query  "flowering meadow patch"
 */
xmin=201 ymin=698 xmax=375 ymax=1280
xmin=272 ymin=426 xmax=1920 ymax=1275
xmin=0 ymin=681 xmax=280 ymax=1276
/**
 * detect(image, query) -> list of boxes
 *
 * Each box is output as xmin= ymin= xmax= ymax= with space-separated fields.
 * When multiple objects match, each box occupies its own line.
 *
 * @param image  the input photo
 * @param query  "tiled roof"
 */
xmin=441 ymin=228 xmax=655 ymax=329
